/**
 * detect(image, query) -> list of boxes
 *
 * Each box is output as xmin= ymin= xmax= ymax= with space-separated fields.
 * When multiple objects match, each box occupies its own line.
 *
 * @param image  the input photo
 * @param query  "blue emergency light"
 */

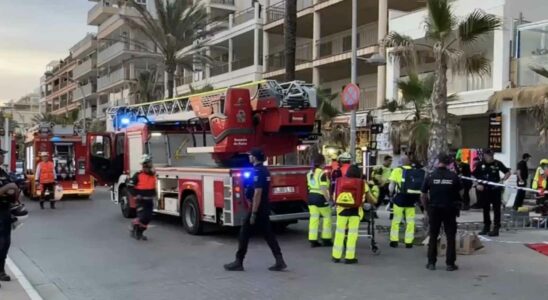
xmin=121 ymin=117 xmax=130 ymax=125
xmin=243 ymin=171 xmax=251 ymax=179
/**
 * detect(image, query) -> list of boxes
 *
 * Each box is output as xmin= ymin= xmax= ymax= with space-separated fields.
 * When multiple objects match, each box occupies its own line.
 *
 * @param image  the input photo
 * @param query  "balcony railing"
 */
xmin=210 ymin=62 xmax=230 ymax=77
xmin=98 ymin=67 xmax=129 ymax=91
xmin=70 ymin=33 xmax=96 ymax=55
xmin=318 ymin=23 xmax=378 ymax=59
xmin=234 ymin=7 xmax=255 ymax=26
xmin=98 ymin=42 xmax=128 ymax=65
xmin=73 ymin=83 xmax=96 ymax=101
xmin=231 ymin=57 xmax=255 ymax=71
xmin=210 ymin=0 xmax=235 ymax=5
xmin=360 ymin=89 xmax=377 ymax=110
xmin=266 ymin=0 xmax=314 ymax=24
xmin=266 ymin=42 xmax=313 ymax=72
xmin=73 ymin=59 xmax=96 ymax=79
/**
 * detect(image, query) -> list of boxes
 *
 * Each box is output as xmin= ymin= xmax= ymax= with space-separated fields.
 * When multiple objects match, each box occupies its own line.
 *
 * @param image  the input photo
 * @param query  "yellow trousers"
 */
xmin=332 ymin=208 xmax=363 ymax=260
xmin=390 ymin=204 xmax=416 ymax=244
xmin=308 ymin=205 xmax=333 ymax=241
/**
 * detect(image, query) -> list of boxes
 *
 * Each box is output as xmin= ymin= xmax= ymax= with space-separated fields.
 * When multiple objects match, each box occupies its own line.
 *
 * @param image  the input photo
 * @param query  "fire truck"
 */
xmin=24 ymin=123 xmax=94 ymax=199
xmin=88 ymin=80 xmax=318 ymax=234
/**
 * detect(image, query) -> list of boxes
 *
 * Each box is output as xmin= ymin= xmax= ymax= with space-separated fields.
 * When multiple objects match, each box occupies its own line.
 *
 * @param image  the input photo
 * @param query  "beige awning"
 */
xmin=488 ymin=85 xmax=548 ymax=111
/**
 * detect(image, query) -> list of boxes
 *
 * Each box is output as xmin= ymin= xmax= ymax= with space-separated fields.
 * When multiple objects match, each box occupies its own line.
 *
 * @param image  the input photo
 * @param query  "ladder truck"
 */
xmin=88 ymin=80 xmax=319 ymax=234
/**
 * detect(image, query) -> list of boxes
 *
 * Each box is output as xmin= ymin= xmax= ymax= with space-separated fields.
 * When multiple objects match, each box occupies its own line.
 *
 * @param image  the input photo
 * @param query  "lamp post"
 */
xmin=349 ymin=0 xmax=386 ymax=163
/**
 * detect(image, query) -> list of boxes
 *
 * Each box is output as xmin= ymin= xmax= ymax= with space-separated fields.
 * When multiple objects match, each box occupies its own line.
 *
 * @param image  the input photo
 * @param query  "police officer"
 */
xmin=224 ymin=148 xmax=287 ymax=271
xmin=307 ymin=154 xmax=332 ymax=247
xmin=472 ymin=149 xmax=510 ymax=237
xmin=127 ymin=154 xmax=156 ymax=241
xmin=0 ymin=148 xmax=19 ymax=284
xmin=421 ymin=153 xmax=462 ymax=271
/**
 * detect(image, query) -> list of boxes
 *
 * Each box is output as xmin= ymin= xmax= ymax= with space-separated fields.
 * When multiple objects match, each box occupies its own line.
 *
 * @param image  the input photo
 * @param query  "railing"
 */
xmin=73 ymin=83 xmax=96 ymax=100
xmin=210 ymin=62 xmax=230 ymax=77
xmin=266 ymin=42 xmax=313 ymax=72
xmin=70 ymin=33 xmax=96 ymax=54
xmin=73 ymin=59 xmax=96 ymax=79
xmin=360 ymin=89 xmax=377 ymax=110
xmin=98 ymin=67 xmax=129 ymax=91
xmin=517 ymin=55 xmax=548 ymax=86
xmin=97 ymin=42 xmax=128 ymax=65
xmin=266 ymin=0 xmax=314 ymax=23
xmin=233 ymin=7 xmax=255 ymax=26
xmin=447 ymin=72 xmax=493 ymax=94
xmin=318 ymin=23 xmax=378 ymax=59
xmin=88 ymin=1 xmax=117 ymax=22
xmin=231 ymin=57 xmax=255 ymax=71
xmin=210 ymin=0 xmax=235 ymax=5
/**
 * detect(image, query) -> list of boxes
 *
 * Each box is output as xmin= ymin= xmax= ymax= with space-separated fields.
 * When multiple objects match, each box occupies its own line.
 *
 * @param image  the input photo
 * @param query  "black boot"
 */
xmin=488 ymin=228 xmax=499 ymax=237
xmin=135 ymin=227 xmax=144 ymax=240
xmin=478 ymin=226 xmax=490 ymax=235
xmin=268 ymin=255 xmax=287 ymax=271
xmin=139 ymin=229 xmax=148 ymax=241
xmin=50 ymin=201 xmax=56 ymax=209
xmin=389 ymin=241 xmax=398 ymax=248
xmin=309 ymin=240 xmax=321 ymax=248
xmin=130 ymin=224 xmax=138 ymax=239
xmin=40 ymin=201 xmax=44 ymax=209
xmin=224 ymin=259 xmax=244 ymax=271
xmin=321 ymin=239 xmax=333 ymax=247
xmin=426 ymin=263 xmax=436 ymax=271
xmin=0 ymin=272 xmax=11 ymax=282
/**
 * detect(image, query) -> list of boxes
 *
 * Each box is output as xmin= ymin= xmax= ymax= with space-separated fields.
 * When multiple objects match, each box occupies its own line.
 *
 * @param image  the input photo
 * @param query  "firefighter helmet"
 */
xmin=338 ymin=152 xmax=351 ymax=163
xmin=140 ymin=154 xmax=153 ymax=164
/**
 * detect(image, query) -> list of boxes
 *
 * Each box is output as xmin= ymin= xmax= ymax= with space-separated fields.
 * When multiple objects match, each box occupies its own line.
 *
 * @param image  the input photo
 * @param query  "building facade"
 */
xmin=42 ymin=57 xmax=78 ymax=116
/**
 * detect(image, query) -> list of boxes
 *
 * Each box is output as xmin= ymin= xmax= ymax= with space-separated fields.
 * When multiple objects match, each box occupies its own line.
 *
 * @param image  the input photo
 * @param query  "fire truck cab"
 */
xmin=89 ymin=80 xmax=318 ymax=234
xmin=24 ymin=123 xmax=94 ymax=199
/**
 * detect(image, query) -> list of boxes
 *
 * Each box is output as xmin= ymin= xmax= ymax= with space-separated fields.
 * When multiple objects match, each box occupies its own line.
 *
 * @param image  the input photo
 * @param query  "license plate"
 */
xmin=272 ymin=186 xmax=295 ymax=194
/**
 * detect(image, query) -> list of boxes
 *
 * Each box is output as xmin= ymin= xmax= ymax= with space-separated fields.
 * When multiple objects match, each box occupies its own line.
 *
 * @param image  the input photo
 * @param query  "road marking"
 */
xmin=478 ymin=236 xmax=548 ymax=244
xmin=6 ymin=256 xmax=43 ymax=300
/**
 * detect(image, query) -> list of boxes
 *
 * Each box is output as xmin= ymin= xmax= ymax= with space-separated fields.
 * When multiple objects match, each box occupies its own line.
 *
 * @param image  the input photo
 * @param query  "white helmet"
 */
xmin=140 ymin=154 xmax=152 ymax=164
xmin=338 ymin=152 xmax=351 ymax=162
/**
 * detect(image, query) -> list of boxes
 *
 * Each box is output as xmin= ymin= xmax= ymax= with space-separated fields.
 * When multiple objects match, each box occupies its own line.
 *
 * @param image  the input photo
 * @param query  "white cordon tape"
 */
xmin=459 ymin=176 xmax=548 ymax=194
xmin=6 ymin=257 xmax=43 ymax=300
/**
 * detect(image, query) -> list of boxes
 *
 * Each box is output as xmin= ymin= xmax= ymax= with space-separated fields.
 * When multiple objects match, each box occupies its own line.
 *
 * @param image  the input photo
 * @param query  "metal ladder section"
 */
xmin=222 ymin=178 xmax=234 ymax=226
xmin=105 ymin=80 xmax=316 ymax=125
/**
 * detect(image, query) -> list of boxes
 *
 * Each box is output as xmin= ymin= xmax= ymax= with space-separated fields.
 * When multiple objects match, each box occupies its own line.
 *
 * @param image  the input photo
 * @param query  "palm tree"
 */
xmin=131 ymin=70 xmax=162 ymax=104
xmin=125 ymin=0 xmax=220 ymax=98
xmin=384 ymin=0 xmax=500 ymax=168
xmin=284 ymin=0 xmax=297 ymax=81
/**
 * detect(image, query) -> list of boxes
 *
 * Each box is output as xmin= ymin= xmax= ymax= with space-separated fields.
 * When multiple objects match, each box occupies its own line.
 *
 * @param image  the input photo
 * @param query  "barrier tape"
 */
xmin=458 ymin=176 xmax=548 ymax=195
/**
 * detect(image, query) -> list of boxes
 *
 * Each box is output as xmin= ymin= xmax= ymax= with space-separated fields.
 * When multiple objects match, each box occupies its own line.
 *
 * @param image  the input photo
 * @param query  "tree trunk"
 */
xmin=284 ymin=0 xmax=297 ymax=82
xmin=167 ymin=69 xmax=174 ymax=99
xmin=427 ymin=47 xmax=449 ymax=169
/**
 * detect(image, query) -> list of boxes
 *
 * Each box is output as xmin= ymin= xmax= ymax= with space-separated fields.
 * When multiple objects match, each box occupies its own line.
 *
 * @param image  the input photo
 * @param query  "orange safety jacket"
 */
xmin=128 ymin=171 xmax=157 ymax=198
xmin=37 ymin=161 xmax=56 ymax=184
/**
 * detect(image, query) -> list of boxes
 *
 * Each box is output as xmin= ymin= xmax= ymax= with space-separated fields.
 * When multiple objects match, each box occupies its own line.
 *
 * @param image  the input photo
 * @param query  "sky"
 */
xmin=0 ymin=0 xmax=94 ymax=102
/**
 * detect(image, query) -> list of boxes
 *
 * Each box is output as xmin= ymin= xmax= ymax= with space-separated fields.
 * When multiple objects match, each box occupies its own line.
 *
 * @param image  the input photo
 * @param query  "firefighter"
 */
xmin=224 ymin=148 xmax=286 ymax=272
xmin=307 ymin=154 xmax=332 ymax=247
xmin=0 ymin=148 xmax=19 ymax=284
xmin=422 ymin=154 xmax=463 ymax=271
xmin=532 ymin=159 xmax=548 ymax=215
xmin=372 ymin=155 xmax=393 ymax=206
xmin=332 ymin=164 xmax=377 ymax=264
xmin=472 ymin=149 xmax=510 ymax=237
xmin=388 ymin=156 xmax=425 ymax=248
xmin=330 ymin=153 xmax=352 ymax=196
xmin=127 ymin=154 xmax=156 ymax=241
xmin=36 ymin=152 xmax=57 ymax=209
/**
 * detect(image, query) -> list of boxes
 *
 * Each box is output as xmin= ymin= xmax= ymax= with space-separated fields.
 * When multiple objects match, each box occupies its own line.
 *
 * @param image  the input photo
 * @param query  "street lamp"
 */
xmin=349 ymin=0 xmax=387 ymax=163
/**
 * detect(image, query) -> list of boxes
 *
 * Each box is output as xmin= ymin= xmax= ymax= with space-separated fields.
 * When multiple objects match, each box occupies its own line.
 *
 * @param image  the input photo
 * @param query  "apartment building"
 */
xmin=43 ymin=57 xmax=78 ymax=116
xmin=88 ymin=0 xmax=163 ymax=107
xmin=383 ymin=0 xmax=548 ymax=168
xmin=4 ymin=92 xmax=40 ymax=131
xmin=175 ymin=0 xmax=264 ymax=95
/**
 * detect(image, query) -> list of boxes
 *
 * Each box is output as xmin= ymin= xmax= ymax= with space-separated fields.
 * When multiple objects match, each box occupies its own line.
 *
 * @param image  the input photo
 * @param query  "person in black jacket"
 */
xmin=0 ymin=149 xmax=19 ymax=285
xmin=457 ymin=159 xmax=472 ymax=210
xmin=422 ymin=153 xmax=463 ymax=271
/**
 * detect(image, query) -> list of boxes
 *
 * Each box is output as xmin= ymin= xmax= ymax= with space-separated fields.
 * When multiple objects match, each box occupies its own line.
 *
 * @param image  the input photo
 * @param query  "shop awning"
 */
xmin=488 ymin=85 xmax=548 ymax=111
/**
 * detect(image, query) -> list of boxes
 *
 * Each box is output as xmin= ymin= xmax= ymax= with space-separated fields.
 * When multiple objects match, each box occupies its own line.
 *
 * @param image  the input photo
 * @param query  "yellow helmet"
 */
xmin=540 ymin=159 xmax=548 ymax=165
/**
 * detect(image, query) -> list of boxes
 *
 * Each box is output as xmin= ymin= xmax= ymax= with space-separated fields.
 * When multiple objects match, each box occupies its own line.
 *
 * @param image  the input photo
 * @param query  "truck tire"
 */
xmin=119 ymin=187 xmax=136 ymax=218
xmin=181 ymin=194 xmax=203 ymax=235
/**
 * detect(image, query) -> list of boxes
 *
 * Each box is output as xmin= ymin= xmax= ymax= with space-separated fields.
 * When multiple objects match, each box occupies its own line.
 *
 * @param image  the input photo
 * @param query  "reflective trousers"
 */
xmin=132 ymin=198 xmax=154 ymax=230
xmin=390 ymin=204 xmax=416 ymax=244
xmin=332 ymin=209 xmax=362 ymax=260
xmin=308 ymin=205 xmax=332 ymax=241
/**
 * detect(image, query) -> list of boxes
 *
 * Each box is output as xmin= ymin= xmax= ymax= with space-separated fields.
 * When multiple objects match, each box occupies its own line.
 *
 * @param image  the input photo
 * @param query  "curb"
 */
xmin=6 ymin=257 xmax=43 ymax=300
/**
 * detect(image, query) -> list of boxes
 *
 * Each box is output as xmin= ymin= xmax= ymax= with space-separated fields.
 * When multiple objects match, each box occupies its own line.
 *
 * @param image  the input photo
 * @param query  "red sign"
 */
xmin=341 ymin=83 xmax=360 ymax=111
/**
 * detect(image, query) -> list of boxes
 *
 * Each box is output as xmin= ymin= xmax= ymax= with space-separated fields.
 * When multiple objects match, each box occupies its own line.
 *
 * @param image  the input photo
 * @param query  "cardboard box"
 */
xmin=456 ymin=231 xmax=483 ymax=255
xmin=422 ymin=235 xmax=448 ymax=257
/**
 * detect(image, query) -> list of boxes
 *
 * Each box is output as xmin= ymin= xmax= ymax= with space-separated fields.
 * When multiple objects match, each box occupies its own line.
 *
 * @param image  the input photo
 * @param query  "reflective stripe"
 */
xmin=332 ymin=245 xmax=344 ymax=252
xmin=336 ymin=228 xmax=346 ymax=234
xmin=310 ymin=213 xmax=320 ymax=218
xmin=347 ymin=228 xmax=359 ymax=234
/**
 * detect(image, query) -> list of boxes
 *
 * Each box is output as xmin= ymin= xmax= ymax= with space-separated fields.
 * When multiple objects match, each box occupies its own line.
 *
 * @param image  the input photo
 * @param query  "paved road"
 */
xmin=8 ymin=188 xmax=548 ymax=300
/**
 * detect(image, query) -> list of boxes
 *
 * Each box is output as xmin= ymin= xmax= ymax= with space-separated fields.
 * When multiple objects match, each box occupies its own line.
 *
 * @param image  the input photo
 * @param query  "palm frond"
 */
xmin=530 ymin=65 xmax=548 ymax=78
xmin=384 ymin=32 xmax=418 ymax=68
xmin=316 ymin=88 xmax=340 ymax=122
xmin=457 ymin=10 xmax=501 ymax=45
xmin=447 ymin=49 xmax=491 ymax=77
xmin=425 ymin=0 xmax=456 ymax=41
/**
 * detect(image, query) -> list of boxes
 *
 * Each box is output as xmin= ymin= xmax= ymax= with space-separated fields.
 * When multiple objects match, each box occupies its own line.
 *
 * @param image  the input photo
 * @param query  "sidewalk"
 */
xmin=0 ymin=264 xmax=31 ymax=300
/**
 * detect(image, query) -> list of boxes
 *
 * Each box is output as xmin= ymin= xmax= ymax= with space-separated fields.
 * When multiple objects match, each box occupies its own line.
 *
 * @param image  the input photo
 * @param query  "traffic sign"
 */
xmin=341 ymin=83 xmax=360 ymax=111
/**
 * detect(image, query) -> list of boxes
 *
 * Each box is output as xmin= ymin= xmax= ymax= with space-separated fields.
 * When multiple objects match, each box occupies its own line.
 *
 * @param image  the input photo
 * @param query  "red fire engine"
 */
xmin=88 ymin=80 xmax=318 ymax=234
xmin=24 ymin=123 xmax=94 ymax=199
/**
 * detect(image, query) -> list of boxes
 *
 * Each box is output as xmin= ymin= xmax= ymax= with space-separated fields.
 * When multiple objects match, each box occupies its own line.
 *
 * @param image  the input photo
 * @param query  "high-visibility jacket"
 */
xmin=532 ymin=166 xmax=547 ymax=190
xmin=128 ymin=171 xmax=157 ymax=198
xmin=307 ymin=168 xmax=329 ymax=195
xmin=37 ymin=161 xmax=55 ymax=184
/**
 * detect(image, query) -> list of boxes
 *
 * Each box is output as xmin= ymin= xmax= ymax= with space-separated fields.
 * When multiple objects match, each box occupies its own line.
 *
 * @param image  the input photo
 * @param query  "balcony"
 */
xmin=73 ymin=83 xmax=97 ymax=101
xmin=318 ymin=23 xmax=378 ymax=59
xmin=98 ymin=67 xmax=129 ymax=92
xmin=266 ymin=0 xmax=314 ymax=24
xmin=97 ymin=6 xmax=141 ymax=39
xmin=88 ymin=1 xmax=118 ymax=26
xmin=233 ymin=7 xmax=255 ymax=26
xmin=266 ymin=42 xmax=313 ymax=72
xmin=98 ymin=42 xmax=127 ymax=66
xmin=70 ymin=34 xmax=97 ymax=58
xmin=209 ymin=0 xmax=236 ymax=10
xmin=73 ymin=58 xmax=97 ymax=79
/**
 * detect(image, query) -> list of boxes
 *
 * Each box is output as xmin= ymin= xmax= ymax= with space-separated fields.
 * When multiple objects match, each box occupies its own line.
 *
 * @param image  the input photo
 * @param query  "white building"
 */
xmin=383 ymin=0 xmax=548 ymax=168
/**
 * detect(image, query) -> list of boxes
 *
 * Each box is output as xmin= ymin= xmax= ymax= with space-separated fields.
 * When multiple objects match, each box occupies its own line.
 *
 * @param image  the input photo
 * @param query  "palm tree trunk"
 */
xmin=427 ymin=49 xmax=449 ymax=169
xmin=284 ymin=0 xmax=297 ymax=81
xmin=167 ymin=69 xmax=175 ymax=99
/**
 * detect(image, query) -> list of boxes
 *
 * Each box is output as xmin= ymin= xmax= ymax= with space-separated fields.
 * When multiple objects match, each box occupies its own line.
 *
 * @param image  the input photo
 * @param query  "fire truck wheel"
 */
xmin=120 ymin=187 xmax=136 ymax=218
xmin=181 ymin=194 xmax=203 ymax=235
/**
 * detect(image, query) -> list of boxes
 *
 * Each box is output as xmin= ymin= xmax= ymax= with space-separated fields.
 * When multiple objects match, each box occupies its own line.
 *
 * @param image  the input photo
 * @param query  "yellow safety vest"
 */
xmin=389 ymin=165 xmax=421 ymax=194
xmin=307 ymin=168 xmax=329 ymax=195
xmin=532 ymin=166 xmax=547 ymax=190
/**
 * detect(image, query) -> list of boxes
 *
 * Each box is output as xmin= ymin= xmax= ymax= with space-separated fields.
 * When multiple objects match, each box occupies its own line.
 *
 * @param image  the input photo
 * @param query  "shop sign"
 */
xmin=488 ymin=113 xmax=502 ymax=152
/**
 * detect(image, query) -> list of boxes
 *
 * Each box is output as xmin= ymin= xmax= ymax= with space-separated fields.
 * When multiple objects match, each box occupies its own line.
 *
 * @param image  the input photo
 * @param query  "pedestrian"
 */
xmin=389 ymin=156 xmax=425 ymax=248
xmin=514 ymin=153 xmax=531 ymax=210
xmin=224 ymin=148 xmax=287 ymax=271
xmin=0 ymin=148 xmax=20 ymax=285
xmin=332 ymin=164 xmax=377 ymax=264
xmin=35 ymin=152 xmax=56 ymax=209
xmin=470 ymin=157 xmax=482 ymax=209
xmin=472 ymin=149 xmax=511 ymax=236
xmin=372 ymin=155 xmax=393 ymax=206
xmin=421 ymin=153 xmax=462 ymax=271
xmin=127 ymin=154 xmax=156 ymax=241
xmin=456 ymin=159 xmax=472 ymax=210
xmin=306 ymin=154 xmax=332 ymax=248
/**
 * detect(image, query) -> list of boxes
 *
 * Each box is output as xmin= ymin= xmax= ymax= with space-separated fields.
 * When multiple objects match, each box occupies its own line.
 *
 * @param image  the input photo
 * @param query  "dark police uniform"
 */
xmin=0 ymin=167 xmax=14 ymax=278
xmin=472 ymin=160 xmax=509 ymax=232
xmin=422 ymin=166 xmax=462 ymax=267
xmin=235 ymin=163 xmax=283 ymax=262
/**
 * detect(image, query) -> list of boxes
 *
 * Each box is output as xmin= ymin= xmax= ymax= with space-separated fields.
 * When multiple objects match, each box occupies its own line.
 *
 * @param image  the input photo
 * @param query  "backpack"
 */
xmin=334 ymin=177 xmax=364 ymax=208
xmin=400 ymin=167 xmax=425 ymax=194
